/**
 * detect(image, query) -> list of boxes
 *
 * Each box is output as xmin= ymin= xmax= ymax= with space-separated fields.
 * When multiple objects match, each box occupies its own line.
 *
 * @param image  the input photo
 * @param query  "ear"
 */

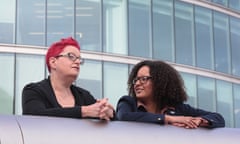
xmin=49 ymin=57 xmax=57 ymax=70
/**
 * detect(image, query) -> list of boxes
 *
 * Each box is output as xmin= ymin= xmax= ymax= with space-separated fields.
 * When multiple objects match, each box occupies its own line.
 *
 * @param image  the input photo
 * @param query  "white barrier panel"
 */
xmin=0 ymin=115 xmax=240 ymax=144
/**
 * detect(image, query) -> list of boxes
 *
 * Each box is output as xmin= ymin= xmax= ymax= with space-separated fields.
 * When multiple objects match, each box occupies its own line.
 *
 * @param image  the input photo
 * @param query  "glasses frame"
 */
xmin=132 ymin=76 xmax=152 ymax=85
xmin=55 ymin=52 xmax=84 ymax=64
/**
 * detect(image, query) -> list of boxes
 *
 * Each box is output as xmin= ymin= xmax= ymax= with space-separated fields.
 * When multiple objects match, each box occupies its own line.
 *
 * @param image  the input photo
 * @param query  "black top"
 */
xmin=116 ymin=95 xmax=225 ymax=128
xmin=22 ymin=77 xmax=97 ymax=118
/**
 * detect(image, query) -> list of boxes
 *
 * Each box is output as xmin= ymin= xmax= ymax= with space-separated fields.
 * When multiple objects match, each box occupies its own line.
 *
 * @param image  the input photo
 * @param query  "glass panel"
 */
xmin=195 ymin=6 xmax=214 ymax=70
xmin=17 ymin=0 xmax=45 ymax=46
xmin=175 ymin=1 xmax=195 ymax=66
xmin=230 ymin=17 xmax=240 ymax=77
xmin=216 ymin=80 xmax=233 ymax=127
xmin=129 ymin=0 xmax=151 ymax=58
xmin=76 ymin=60 xmax=102 ymax=99
xmin=47 ymin=0 xmax=74 ymax=46
xmin=103 ymin=62 xmax=128 ymax=107
xmin=198 ymin=76 xmax=216 ymax=111
xmin=0 ymin=53 xmax=14 ymax=114
xmin=229 ymin=0 xmax=240 ymax=11
xmin=153 ymin=0 xmax=174 ymax=62
xmin=103 ymin=0 xmax=127 ymax=55
xmin=180 ymin=72 xmax=196 ymax=107
xmin=76 ymin=0 xmax=101 ymax=51
xmin=234 ymin=84 xmax=240 ymax=128
xmin=15 ymin=54 xmax=45 ymax=115
xmin=0 ymin=0 xmax=15 ymax=44
xmin=213 ymin=12 xmax=230 ymax=74
xmin=212 ymin=0 xmax=228 ymax=6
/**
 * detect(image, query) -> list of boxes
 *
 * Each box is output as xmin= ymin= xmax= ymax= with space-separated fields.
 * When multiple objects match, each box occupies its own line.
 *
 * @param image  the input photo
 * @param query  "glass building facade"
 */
xmin=0 ymin=0 xmax=240 ymax=128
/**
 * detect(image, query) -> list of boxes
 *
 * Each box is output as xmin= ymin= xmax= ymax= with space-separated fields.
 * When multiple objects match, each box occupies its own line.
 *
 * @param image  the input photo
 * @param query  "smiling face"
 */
xmin=133 ymin=66 xmax=153 ymax=101
xmin=50 ymin=45 xmax=81 ymax=79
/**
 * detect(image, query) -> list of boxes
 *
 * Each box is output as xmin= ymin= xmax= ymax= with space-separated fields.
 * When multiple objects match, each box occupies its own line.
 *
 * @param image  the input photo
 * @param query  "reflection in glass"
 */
xmin=175 ymin=1 xmax=194 ymax=66
xmin=0 ymin=54 xmax=14 ymax=114
xmin=180 ymin=72 xmax=196 ymax=107
xmin=76 ymin=0 xmax=101 ymax=51
xmin=153 ymin=0 xmax=174 ymax=62
xmin=195 ymin=6 xmax=214 ymax=70
xmin=216 ymin=80 xmax=233 ymax=127
xmin=0 ymin=0 xmax=15 ymax=44
xmin=129 ymin=0 xmax=151 ymax=58
xmin=15 ymin=54 xmax=45 ymax=114
xmin=103 ymin=62 xmax=128 ymax=107
xmin=213 ymin=12 xmax=230 ymax=74
xmin=229 ymin=0 xmax=240 ymax=11
xmin=233 ymin=84 xmax=240 ymax=128
xmin=76 ymin=60 xmax=102 ymax=99
xmin=17 ymin=0 xmax=45 ymax=46
xmin=230 ymin=17 xmax=240 ymax=77
xmin=47 ymin=0 xmax=74 ymax=46
xmin=198 ymin=76 xmax=216 ymax=111
xmin=103 ymin=0 xmax=127 ymax=55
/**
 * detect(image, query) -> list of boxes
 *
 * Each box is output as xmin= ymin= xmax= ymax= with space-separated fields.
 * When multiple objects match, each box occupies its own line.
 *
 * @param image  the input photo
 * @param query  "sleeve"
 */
xmin=116 ymin=96 xmax=165 ymax=124
xmin=22 ymin=83 xmax=84 ymax=118
xmin=179 ymin=104 xmax=225 ymax=128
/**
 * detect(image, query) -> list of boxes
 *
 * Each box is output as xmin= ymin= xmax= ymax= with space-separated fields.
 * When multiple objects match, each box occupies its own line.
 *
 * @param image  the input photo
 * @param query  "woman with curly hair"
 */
xmin=116 ymin=60 xmax=225 ymax=128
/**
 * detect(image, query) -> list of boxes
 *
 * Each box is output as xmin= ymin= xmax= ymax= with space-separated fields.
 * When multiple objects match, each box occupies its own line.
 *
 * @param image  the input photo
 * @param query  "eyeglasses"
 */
xmin=132 ymin=76 xmax=152 ymax=85
xmin=55 ymin=52 xmax=84 ymax=64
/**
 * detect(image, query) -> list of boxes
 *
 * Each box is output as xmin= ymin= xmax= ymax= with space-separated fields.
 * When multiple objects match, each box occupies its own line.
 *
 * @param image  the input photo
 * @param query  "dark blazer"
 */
xmin=22 ymin=77 xmax=96 ymax=118
xmin=116 ymin=95 xmax=225 ymax=128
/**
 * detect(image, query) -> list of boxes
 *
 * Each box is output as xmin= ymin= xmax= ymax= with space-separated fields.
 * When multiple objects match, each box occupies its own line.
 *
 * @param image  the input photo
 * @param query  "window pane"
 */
xmin=230 ymin=17 xmax=240 ymax=77
xmin=0 ymin=53 xmax=14 ymax=114
xmin=181 ymin=72 xmax=196 ymax=107
xmin=15 ymin=54 xmax=45 ymax=114
xmin=216 ymin=80 xmax=233 ymax=127
xmin=47 ymin=0 xmax=74 ymax=46
xmin=103 ymin=62 xmax=128 ymax=107
xmin=175 ymin=1 xmax=194 ymax=66
xmin=234 ymin=84 xmax=240 ymax=128
xmin=198 ymin=76 xmax=216 ymax=111
xmin=195 ymin=6 xmax=214 ymax=70
xmin=76 ymin=60 xmax=102 ymax=99
xmin=103 ymin=0 xmax=127 ymax=55
xmin=229 ymin=0 xmax=240 ymax=11
xmin=213 ymin=12 xmax=230 ymax=74
xmin=17 ymin=0 xmax=45 ymax=46
xmin=153 ymin=0 xmax=174 ymax=62
xmin=129 ymin=0 xmax=151 ymax=58
xmin=0 ymin=0 xmax=15 ymax=44
xmin=76 ymin=0 xmax=101 ymax=51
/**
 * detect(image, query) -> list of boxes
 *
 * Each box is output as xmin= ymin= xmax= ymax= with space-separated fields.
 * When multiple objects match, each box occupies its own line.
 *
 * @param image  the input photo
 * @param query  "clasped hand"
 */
xmin=82 ymin=98 xmax=114 ymax=120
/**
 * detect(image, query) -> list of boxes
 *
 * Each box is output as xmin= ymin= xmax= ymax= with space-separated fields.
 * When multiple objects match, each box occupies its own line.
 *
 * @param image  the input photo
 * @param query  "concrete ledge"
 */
xmin=0 ymin=115 xmax=239 ymax=144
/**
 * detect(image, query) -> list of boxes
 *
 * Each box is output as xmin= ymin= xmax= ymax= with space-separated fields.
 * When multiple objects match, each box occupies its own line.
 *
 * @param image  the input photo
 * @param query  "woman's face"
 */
xmin=51 ymin=45 xmax=81 ymax=78
xmin=133 ymin=66 xmax=153 ymax=101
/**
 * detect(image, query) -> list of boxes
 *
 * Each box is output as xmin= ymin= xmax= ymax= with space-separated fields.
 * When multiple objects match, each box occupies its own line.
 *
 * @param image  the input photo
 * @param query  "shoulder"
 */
xmin=71 ymin=85 xmax=91 ymax=96
xmin=23 ymin=79 xmax=49 ymax=91
xmin=117 ymin=95 xmax=136 ymax=104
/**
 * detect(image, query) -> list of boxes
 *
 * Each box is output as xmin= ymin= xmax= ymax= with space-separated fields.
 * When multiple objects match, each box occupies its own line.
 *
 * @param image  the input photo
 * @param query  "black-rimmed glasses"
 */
xmin=132 ymin=76 xmax=152 ymax=85
xmin=55 ymin=52 xmax=84 ymax=64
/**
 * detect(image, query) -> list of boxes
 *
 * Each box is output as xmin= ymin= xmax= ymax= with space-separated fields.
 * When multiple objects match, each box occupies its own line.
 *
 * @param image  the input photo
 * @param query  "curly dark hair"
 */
xmin=128 ymin=60 xmax=188 ymax=111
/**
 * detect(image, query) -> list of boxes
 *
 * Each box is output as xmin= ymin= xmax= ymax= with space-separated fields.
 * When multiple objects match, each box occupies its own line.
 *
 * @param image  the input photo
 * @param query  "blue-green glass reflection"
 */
xmin=217 ymin=80 xmax=233 ymax=127
xmin=129 ymin=0 xmax=151 ymax=58
xmin=0 ymin=53 xmax=14 ymax=114
xmin=17 ymin=0 xmax=45 ymax=46
xmin=76 ymin=60 xmax=102 ymax=99
xmin=103 ymin=0 xmax=127 ymax=55
xmin=213 ymin=12 xmax=230 ymax=74
xmin=103 ymin=62 xmax=128 ymax=107
xmin=234 ymin=84 xmax=240 ymax=128
xmin=153 ymin=0 xmax=174 ymax=62
xmin=0 ymin=0 xmax=15 ymax=44
xmin=198 ymin=76 xmax=216 ymax=112
xmin=76 ymin=0 xmax=101 ymax=51
xmin=175 ymin=1 xmax=194 ymax=66
xmin=195 ymin=6 xmax=214 ymax=70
